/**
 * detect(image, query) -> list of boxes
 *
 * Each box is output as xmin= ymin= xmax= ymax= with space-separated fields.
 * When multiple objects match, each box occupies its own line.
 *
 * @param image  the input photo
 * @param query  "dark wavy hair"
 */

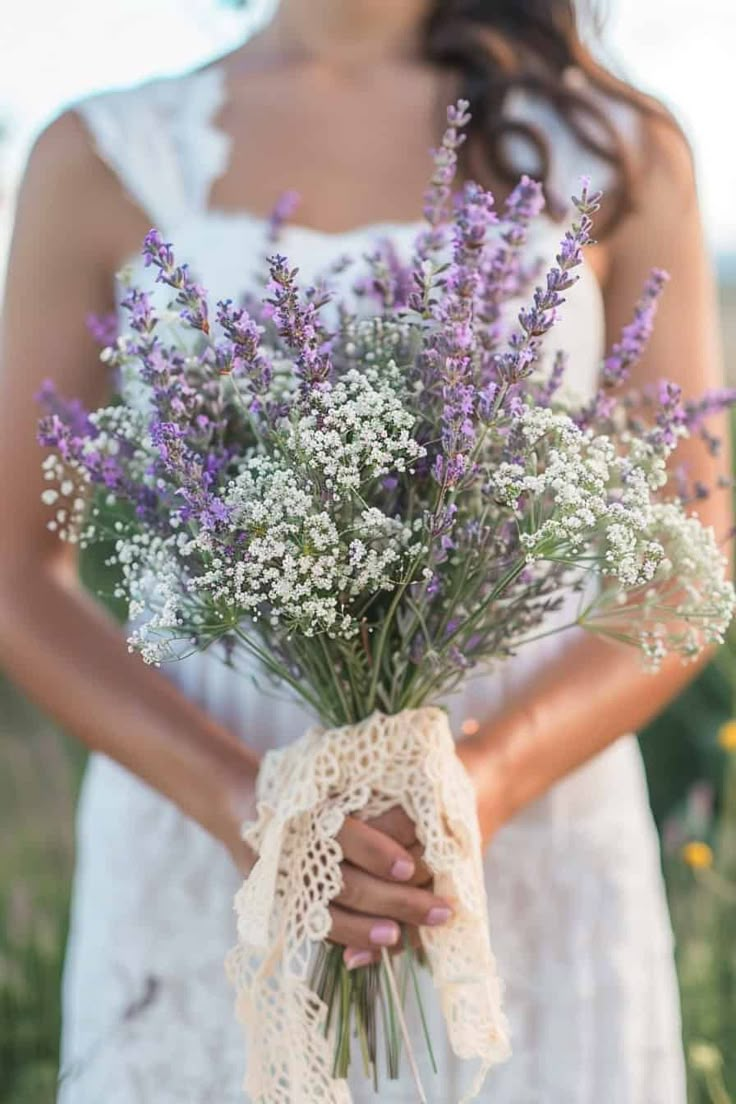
xmin=233 ymin=0 xmax=668 ymax=234
xmin=420 ymin=0 xmax=668 ymax=232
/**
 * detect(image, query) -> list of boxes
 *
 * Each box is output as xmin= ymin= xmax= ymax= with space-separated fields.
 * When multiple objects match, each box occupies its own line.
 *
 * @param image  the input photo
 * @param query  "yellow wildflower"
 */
xmin=689 ymin=1041 xmax=723 ymax=1074
xmin=717 ymin=719 xmax=736 ymax=751
xmin=682 ymin=841 xmax=714 ymax=869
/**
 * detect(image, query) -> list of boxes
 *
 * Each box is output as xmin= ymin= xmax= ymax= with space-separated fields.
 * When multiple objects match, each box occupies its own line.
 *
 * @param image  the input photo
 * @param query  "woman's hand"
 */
xmin=333 ymin=806 xmax=453 ymax=970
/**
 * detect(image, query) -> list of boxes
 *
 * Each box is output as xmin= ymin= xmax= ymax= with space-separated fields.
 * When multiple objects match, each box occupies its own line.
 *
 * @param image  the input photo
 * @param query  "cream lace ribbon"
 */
xmin=226 ymin=707 xmax=511 ymax=1103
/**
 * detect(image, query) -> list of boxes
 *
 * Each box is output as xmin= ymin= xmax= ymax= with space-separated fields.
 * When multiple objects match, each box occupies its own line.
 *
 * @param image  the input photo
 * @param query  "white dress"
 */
xmin=59 ymin=65 xmax=687 ymax=1104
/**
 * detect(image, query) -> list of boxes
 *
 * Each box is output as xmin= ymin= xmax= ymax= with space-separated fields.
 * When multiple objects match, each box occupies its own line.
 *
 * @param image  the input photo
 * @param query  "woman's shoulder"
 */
xmin=71 ymin=69 xmax=203 ymax=133
xmin=36 ymin=65 xmax=228 ymax=232
xmin=29 ymin=72 xmax=183 ymax=188
xmin=21 ymin=72 xmax=202 ymax=266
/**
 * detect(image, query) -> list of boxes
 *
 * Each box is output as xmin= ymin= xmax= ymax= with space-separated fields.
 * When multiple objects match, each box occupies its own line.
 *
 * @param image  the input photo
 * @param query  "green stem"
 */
xmin=366 ymin=551 xmax=426 ymax=714
xmin=232 ymin=628 xmax=325 ymax=716
xmin=317 ymin=633 xmax=352 ymax=725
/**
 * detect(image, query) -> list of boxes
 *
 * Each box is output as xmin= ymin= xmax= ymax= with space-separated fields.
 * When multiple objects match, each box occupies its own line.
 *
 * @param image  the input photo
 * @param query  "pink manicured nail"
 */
xmin=390 ymin=858 xmax=415 ymax=882
xmin=425 ymin=906 xmax=453 ymax=926
xmin=369 ymin=922 xmax=400 ymax=946
xmin=345 ymin=950 xmax=373 ymax=971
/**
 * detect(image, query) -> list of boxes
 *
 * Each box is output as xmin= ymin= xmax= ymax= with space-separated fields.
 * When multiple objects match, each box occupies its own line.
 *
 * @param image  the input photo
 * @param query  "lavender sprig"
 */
xmin=357 ymin=239 xmax=413 ymax=311
xmin=86 ymin=310 xmax=118 ymax=348
xmin=431 ymin=181 xmax=496 ymax=487
xmin=478 ymin=176 xmax=545 ymax=359
xmin=578 ymin=268 xmax=670 ymax=430
xmin=267 ymin=189 xmax=301 ymax=244
xmin=494 ymin=178 xmax=601 ymax=386
xmin=267 ymin=254 xmax=332 ymax=394
xmin=216 ymin=300 xmax=273 ymax=393
xmin=143 ymin=229 xmax=210 ymax=334
xmin=415 ymin=100 xmax=471 ymax=261
xmin=409 ymin=101 xmax=472 ymax=318
xmin=602 ymin=268 xmax=669 ymax=387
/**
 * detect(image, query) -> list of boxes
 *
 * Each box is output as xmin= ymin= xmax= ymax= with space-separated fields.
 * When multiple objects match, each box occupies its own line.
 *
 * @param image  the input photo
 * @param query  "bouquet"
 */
xmin=39 ymin=101 xmax=735 ymax=1102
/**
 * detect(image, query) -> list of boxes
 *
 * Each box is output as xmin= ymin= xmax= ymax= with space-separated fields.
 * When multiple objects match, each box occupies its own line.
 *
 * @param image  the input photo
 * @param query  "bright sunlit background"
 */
xmin=0 ymin=0 xmax=735 ymax=282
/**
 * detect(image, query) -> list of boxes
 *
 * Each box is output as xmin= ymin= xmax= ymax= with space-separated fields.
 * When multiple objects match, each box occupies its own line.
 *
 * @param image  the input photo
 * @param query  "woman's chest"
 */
xmin=209 ymin=65 xmax=451 ymax=233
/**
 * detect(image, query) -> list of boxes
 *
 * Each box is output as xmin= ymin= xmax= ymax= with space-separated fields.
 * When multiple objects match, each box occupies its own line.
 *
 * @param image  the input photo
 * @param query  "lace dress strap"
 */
xmin=74 ymin=67 xmax=231 ymax=231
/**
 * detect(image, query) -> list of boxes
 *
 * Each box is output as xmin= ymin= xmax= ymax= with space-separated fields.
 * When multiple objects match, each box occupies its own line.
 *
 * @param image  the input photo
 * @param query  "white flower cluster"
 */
xmin=341 ymin=316 xmax=413 ymax=363
xmin=40 ymin=454 xmax=89 ymax=543
xmin=107 ymin=531 xmax=185 ymax=664
xmin=284 ymin=367 xmax=425 ymax=495
xmin=40 ymin=404 xmax=153 ymax=545
xmin=490 ymin=407 xmax=665 ymax=587
xmin=638 ymin=502 xmax=735 ymax=659
xmin=187 ymin=458 xmax=424 ymax=639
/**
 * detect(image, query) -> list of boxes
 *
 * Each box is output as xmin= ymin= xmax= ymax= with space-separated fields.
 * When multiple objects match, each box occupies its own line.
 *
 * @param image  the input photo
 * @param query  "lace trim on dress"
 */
xmin=74 ymin=67 xmax=232 ymax=230
xmin=170 ymin=66 xmax=232 ymax=214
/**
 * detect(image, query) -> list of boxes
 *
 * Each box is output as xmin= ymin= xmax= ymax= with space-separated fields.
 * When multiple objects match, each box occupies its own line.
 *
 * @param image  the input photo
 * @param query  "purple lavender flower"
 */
xmin=37 ymin=379 xmax=95 ymax=438
xmin=86 ymin=311 xmax=119 ymax=348
xmin=648 ymin=379 xmax=686 ymax=453
xmin=216 ymin=300 xmax=273 ymax=394
xmin=493 ymin=179 xmax=601 ymax=386
xmin=414 ymin=100 xmax=471 ymax=263
xmin=409 ymin=100 xmax=473 ymax=317
xmin=356 ymin=239 xmax=413 ymax=310
xmin=427 ymin=181 xmax=496 ymax=488
xmin=143 ymin=229 xmax=210 ymax=334
xmin=536 ymin=350 xmax=567 ymax=407
xmin=267 ymin=190 xmax=301 ymax=244
xmin=121 ymin=288 xmax=157 ymax=335
xmin=602 ymin=269 xmax=669 ymax=387
xmin=267 ymin=254 xmax=332 ymax=394
xmin=683 ymin=387 xmax=736 ymax=460
xmin=478 ymin=176 xmax=545 ymax=359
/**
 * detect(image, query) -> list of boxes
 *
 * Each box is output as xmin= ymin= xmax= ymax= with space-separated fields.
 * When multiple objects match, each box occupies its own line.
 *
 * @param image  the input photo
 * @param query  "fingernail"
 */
xmin=390 ymin=858 xmax=415 ymax=882
xmin=345 ymin=950 xmax=373 ymax=971
xmin=425 ymin=906 xmax=453 ymax=927
xmin=369 ymin=922 xmax=400 ymax=946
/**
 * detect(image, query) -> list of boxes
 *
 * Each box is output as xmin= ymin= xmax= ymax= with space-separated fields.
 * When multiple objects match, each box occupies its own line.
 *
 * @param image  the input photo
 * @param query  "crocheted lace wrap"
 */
xmin=226 ymin=707 xmax=510 ymax=1103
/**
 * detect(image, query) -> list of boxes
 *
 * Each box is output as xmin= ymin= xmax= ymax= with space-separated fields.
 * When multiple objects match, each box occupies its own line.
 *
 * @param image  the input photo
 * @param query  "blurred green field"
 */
xmin=1 ymin=282 xmax=735 ymax=1103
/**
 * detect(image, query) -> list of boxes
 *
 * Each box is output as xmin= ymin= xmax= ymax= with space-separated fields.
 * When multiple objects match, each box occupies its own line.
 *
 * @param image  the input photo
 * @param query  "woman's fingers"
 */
xmin=335 ymin=863 xmax=453 ymax=930
xmin=343 ymin=947 xmax=380 ymax=970
xmin=342 ymin=928 xmax=422 ymax=971
xmin=365 ymin=805 xmax=417 ymax=848
xmin=328 ymin=903 xmax=402 ymax=952
xmin=363 ymin=808 xmax=433 ymax=883
xmin=406 ymin=841 xmax=433 ymax=887
xmin=337 ymin=816 xmax=416 ymax=883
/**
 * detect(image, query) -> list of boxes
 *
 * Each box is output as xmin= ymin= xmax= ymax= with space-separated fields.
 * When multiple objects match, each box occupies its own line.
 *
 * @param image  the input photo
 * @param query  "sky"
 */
xmin=1 ymin=0 xmax=734 ymax=278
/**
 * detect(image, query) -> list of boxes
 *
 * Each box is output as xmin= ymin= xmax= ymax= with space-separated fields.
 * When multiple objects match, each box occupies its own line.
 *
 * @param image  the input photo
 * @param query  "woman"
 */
xmin=0 ymin=1 xmax=729 ymax=1100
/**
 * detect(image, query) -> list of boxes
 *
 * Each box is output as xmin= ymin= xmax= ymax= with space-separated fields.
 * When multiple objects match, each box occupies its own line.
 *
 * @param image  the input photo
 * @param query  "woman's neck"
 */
xmin=257 ymin=0 xmax=430 ymax=67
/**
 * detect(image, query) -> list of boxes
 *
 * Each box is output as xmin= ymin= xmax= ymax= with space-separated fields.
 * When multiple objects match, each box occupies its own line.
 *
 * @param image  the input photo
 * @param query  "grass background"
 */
xmin=1 ymin=283 xmax=735 ymax=1103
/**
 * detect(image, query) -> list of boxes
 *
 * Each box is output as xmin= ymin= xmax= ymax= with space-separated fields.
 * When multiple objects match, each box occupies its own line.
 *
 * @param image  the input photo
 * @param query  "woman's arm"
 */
xmin=458 ymin=117 xmax=733 ymax=842
xmin=0 ymin=112 xmax=264 ymax=868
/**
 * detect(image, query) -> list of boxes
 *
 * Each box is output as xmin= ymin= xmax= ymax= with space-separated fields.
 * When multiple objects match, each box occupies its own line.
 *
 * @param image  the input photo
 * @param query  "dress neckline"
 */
xmin=175 ymin=64 xmax=563 ymax=245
